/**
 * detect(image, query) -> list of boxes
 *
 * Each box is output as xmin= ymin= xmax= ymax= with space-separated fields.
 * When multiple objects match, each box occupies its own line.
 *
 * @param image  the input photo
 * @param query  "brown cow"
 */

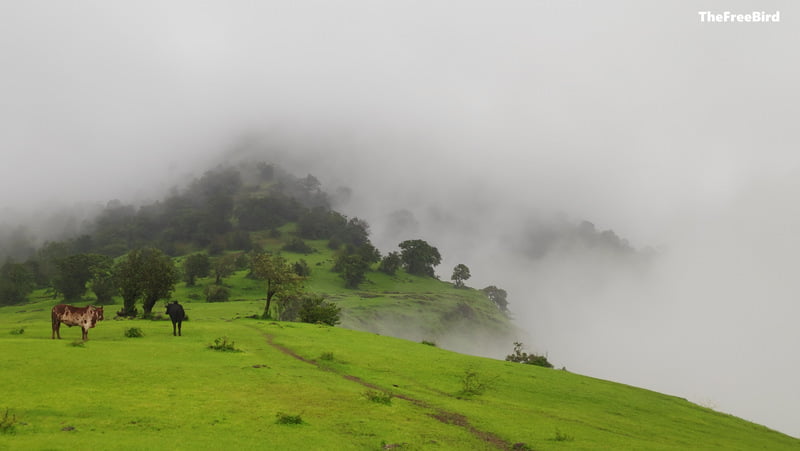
xmin=51 ymin=304 xmax=104 ymax=340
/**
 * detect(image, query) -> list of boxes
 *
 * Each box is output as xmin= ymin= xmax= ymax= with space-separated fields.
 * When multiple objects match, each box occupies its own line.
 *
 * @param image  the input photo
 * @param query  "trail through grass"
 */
xmin=2 ymin=299 xmax=799 ymax=450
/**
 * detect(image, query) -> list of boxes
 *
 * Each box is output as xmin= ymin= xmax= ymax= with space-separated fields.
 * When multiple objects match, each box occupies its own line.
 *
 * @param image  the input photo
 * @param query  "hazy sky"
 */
xmin=2 ymin=0 xmax=799 ymax=438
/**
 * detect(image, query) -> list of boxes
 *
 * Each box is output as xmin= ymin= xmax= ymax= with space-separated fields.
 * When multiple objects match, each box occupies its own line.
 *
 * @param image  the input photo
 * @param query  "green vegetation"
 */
xmin=0 ymin=299 xmax=797 ymax=449
xmin=506 ymin=341 xmax=554 ymax=368
xmin=0 ymin=408 xmax=17 ymax=435
xmin=124 ymin=327 xmax=144 ymax=338
xmin=0 ymin=160 xmax=796 ymax=448
xmin=208 ymin=336 xmax=241 ymax=352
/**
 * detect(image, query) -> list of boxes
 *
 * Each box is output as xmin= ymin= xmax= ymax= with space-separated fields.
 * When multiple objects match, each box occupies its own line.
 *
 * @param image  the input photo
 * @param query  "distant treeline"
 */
xmin=0 ymin=162 xmax=374 ymax=305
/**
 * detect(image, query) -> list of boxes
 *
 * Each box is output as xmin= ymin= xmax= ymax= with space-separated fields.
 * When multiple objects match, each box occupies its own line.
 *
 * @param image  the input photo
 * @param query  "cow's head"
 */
xmin=92 ymin=306 xmax=104 ymax=321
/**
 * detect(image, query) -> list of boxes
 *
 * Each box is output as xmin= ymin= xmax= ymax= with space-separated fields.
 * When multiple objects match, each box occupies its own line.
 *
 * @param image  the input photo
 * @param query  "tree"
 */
xmin=250 ymin=252 xmax=304 ymax=319
xmin=451 ymin=264 xmax=471 ymax=288
xmin=338 ymin=254 xmax=370 ymax=289
xmin=183 ymin=253 xmax=211 ymax=286
xmin=89 ymin=257 xmax=116 ymax=305
xmin=378 ymin=251 xmax=401 ymax=275
xmin=211 ymin=253 xmax=238 ymax=285
xmin=0 ymin=262 xmax=34 ymax=306
xmin=482 ymin=285 xmax=509 ymax=312
xmin=114 ymin=248 xmax=178 ymax=317
xmin=398 ymin=239 xmax=441 ymax=277
xmin=139 ymin=249 xmax=179 ymax=315
xmin=53 ymin=254 xmax=104 ymax=301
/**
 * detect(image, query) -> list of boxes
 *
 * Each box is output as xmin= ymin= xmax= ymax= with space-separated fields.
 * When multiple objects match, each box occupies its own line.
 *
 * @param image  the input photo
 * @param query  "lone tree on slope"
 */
xmin=451 ymin=264 xmax=471 ymax=288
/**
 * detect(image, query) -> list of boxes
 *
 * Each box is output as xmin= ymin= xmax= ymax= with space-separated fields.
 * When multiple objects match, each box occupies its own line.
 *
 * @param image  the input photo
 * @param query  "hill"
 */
xmin=1 ymin=299 xmax=798 ymax=450
xmin=0 ymin=161 xmax=521 ymax=356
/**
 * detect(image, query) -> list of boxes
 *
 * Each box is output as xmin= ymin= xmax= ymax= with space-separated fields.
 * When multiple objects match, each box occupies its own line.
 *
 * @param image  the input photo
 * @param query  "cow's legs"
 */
xmin=172 ymin=321 xmax=177 ymax=336
xmin=177 ymin=321 xmax=182 ymax=336
xmin=52 ymin=321 xmax=61 ymax=339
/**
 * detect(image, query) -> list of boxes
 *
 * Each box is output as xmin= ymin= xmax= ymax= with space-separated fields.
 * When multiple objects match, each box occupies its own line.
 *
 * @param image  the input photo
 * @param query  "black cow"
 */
xmin=165 ymin=301 xmax=186 ymax=336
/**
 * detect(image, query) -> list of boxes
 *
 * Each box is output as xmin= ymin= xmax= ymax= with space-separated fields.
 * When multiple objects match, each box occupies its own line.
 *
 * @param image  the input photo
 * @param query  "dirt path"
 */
xmin=260 ymin=330 xmax=513 ymax=450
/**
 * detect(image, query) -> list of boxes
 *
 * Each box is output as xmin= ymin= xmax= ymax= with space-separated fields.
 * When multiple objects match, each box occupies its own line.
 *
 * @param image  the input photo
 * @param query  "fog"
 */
xmin=2 ymin=0 xmax=799 ymax=438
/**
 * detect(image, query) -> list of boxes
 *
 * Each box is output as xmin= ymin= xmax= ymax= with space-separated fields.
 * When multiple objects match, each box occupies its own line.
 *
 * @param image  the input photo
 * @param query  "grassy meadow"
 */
xmin=1 ymin=295 xmax=799 ymax=450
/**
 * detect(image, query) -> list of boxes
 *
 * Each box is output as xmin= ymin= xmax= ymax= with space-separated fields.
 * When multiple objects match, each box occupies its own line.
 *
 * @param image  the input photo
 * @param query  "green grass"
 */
xmin=1 ymin=297 xmax=798 ymax=450
xmin=170 ymin=236 xmax=515 ymax=351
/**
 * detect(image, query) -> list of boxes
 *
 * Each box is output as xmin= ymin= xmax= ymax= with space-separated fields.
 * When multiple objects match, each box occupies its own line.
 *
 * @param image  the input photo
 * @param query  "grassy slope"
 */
xmin=1 ymin=297 xmax=798 ymax=450
xmin=173 ymin=230 xmax=516 ymax=356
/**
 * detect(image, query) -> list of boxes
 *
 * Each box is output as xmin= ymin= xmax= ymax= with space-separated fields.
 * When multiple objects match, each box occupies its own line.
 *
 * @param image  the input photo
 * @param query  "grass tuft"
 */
xmin=208 ymin=336 xmax=241 ymax=352
xmin=363 ymin=390 xmax=393 ymax=405
xmin=0 ymin=408 xmax=17 ymax=435
xmin=552 ymin=428 xmax=575 ymax=442
xmin=124 ymin=327 xmax=144 ymax=338
xmin=275 ymin=412 xmax=304 ymax=425
xmin=9 ymin=328 xmax=24 ymax=335
xmin=458 ymin=367 xmax=495 ymax=397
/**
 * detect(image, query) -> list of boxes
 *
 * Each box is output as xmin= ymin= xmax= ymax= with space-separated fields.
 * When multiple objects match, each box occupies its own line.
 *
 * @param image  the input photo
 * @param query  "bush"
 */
xmin=505 ymin=342 xmax=553 ymax=368
xmin=421 ymin=340 xmax=436 ymax=347
xmin=363 ymin=390 xmax=393 ymax=405
xmin=298 ymin=295 xmax=341 ymax=326
xmin=124 ymin=327 xmax=144 ymax=338
xmin=275 ymin=412 xmax=304 ymax=425
xmin=208 ymin=336 xmax=241 ymax=352
xmin=282 ymin=237 xmax=314 ymax=254
xmin=9 ymin=328 xmax=24 ymax=335
xmin=0 ymin=408 xmax=17 ymax=435
xmin=205 ymin=284 xmax=230 ymax=303
xmin=552 ymin=429 xmax=574 ymax=442
xmin=458 ymin=368 xmax=495 ymax=397
xmin=293 ymin=259 xmax=311 ymax=277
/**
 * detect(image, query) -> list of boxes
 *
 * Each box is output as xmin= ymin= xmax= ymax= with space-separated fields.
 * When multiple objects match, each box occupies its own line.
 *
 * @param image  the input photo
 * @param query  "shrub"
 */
xmin=552 ymin=429 xmax=574 ymax=442
xmin=9 ymin=328 xmax=24 ymax=335
xmin=0 ymin=408 xmax=17 ymax=435
xmin=421 ymin=340 xmax=436 ymax=347
xmin=124 ymin=327 xmax=144 ymax=338
xmin=208 ymin=336 xmax=241 ymax=352
xmin=458 ymin=368 xmax=495 ymax=397
xmin=205 ymin=284 xmax=230 ymax=303
xmin=293 ymin=259 xmax=311 ymax=277
xmin=282 ymin=237 xmax=314 ymax=254
xmin=275 ymin=412 xmax=304 ymax=425
xmin=298 ymin=295 xmax=341 ymax=326
xmin=505 ymin=342 xmax=553 ymax=368
xmin=363 ymin=390 xmax=393 ymax=405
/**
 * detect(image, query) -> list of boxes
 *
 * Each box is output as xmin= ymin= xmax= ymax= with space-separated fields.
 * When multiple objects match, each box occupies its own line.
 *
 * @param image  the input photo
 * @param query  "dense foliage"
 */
xmin=398 ymin=239 xmax=441 ymax=277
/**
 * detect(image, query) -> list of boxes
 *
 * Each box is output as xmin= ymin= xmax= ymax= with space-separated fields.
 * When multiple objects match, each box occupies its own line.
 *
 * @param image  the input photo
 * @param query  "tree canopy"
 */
xmin=451 ymin=264 xmax=471 ymax=288
xmin=250 ymin=252 xmax=304 ymax=319
xmin=398 ymin=239 xmax=441 ymax=277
